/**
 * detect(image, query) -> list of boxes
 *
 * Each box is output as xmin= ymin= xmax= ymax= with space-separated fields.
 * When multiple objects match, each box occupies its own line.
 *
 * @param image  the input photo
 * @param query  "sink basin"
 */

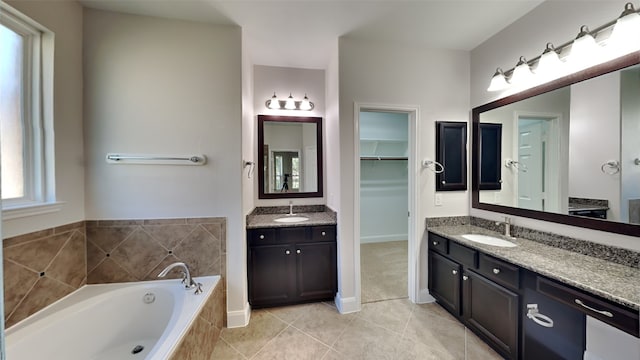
xmin=274 ymin=216 xmax=310 ymax=223
xmin=461 ymin=234 xmax=517 ymax=247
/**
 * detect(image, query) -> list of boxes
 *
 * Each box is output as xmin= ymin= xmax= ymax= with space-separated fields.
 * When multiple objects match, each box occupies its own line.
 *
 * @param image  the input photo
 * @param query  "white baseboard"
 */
xmin=417 ymin=288 xmax=436 ymax=304
xmin=360 ymin=234 xmax=408 ymax=244
xmin=226 ymin=302 xmax=251 ymax=328
xmin=335 ymin=293 xmax=360 ymax=314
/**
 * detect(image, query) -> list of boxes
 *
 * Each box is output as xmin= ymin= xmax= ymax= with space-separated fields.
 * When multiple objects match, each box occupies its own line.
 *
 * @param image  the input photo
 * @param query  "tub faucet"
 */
xmin=157 ymin=262 xmax=202 ymax=294
xmin=496 ymin=217 xmax=515 ymax=239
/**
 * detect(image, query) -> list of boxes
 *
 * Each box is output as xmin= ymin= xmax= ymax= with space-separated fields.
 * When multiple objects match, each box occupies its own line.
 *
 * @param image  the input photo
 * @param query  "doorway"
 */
xmin=353 ymin=104 xmax=419 ymax=305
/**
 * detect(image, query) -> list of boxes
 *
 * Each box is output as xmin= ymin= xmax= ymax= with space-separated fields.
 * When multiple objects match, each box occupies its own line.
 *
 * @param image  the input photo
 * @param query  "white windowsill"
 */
xmin=2 ymin=201 xmax=65 ymax=220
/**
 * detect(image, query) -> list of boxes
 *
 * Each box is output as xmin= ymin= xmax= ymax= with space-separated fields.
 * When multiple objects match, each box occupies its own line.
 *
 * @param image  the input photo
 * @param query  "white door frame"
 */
xmin=353 ymin=102 xmax=420 ymax=305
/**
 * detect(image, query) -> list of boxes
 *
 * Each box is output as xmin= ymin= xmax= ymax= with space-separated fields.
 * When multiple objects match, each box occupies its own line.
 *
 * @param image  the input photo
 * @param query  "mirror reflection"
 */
xmin=258 ymin=115 xmax=323 ymax=199
xmin=478 ymin=64 xmax=640 ymax=225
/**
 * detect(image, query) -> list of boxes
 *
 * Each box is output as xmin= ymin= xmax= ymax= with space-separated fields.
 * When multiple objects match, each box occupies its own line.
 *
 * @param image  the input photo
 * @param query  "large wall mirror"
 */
xmin=472 ymin=51 xmax=640 ymax=237
xmin=258 ymin=115 xmax=323 ymax=199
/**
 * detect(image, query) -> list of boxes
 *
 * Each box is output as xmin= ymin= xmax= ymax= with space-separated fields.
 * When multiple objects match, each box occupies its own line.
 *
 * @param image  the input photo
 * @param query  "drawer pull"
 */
xmin=285 ymin=250 xmax=291 ymax=255
xmin=462 ymin=275 xmax=468 ymax=281
xmin=259 ymin=235 xmax=265 ymax=239
xmin=321 ymin=231 xmax=326 ymax=236
xmin=452 ymin=269 xmax=458 ymax=275
xmin=296 ymin=249 xmax=301 ymax=254
xmin=432 ymin=241 xmax=439 ymax=246
xmin=574 ymin=299 xmax=613 ymax=318
xmin=492 ymin=268 xmax=501 ymax=275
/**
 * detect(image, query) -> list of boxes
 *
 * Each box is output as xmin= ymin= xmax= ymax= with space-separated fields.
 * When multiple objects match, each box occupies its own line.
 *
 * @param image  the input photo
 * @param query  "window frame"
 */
xmin=1 ymin=2 xmax=58 ymax=218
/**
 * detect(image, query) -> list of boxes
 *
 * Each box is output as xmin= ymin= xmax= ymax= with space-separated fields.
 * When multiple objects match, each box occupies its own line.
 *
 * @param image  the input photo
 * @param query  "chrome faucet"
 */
xmin=496 ymin=217 xmax=515 ymax=239
xmin=157 ymin=262 xmax=202 ymax=294
xmin=288 ymin=200 xmax=294 ymax=215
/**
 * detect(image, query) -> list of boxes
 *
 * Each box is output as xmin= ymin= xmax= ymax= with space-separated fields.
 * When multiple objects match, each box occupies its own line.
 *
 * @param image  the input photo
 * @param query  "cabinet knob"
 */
xmin=296 ymin=249 xmax=301 ymax=254
xmin=463 ymin=275 xmax=468 ymax=281
xmin=441 ymin=181 xmax=446 ymax=184
xmin=321 ymin=231 xmax=326 ymax=236
xmin=259 ymin=235 xmax=265 ymax=239
xmin=432 ymin=241 xmax=439 ymax=246
xmin=285 ymin=250 xmax=291 ymax=255
xmin=452 ymin=269 xmax=458 ymax=275
xmin=493 ymin=268 xmax=501 ymax=274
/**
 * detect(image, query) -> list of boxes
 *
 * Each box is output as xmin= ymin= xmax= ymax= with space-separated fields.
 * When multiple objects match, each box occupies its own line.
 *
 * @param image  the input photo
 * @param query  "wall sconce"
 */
xmin=487 ymin=1 xmax=640 ymax=92
xmin=265 ymin=92 xmax=315 ymax=111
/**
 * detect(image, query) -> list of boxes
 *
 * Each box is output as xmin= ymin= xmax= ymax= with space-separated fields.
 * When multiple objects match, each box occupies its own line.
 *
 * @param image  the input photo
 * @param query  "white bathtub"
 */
xmin=6 ymin=275 xmax=220 ymax=360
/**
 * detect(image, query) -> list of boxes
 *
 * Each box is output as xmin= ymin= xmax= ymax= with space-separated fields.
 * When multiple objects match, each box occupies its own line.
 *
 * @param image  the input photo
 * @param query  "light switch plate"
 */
xmin=435 ymin=193 xmax=443 ymax=206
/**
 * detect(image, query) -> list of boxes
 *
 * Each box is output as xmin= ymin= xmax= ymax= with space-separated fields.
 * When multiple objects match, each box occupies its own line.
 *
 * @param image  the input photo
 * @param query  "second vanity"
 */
xmin=427 ymin=222 xmax=639 ymax=360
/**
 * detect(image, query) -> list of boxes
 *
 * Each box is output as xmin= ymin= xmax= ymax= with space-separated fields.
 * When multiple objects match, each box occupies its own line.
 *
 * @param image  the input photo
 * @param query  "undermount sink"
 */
xmin=274 ymin=216 xmax=310 ymax=223
xmin=461 ymin=234 xmax=517 ymax=247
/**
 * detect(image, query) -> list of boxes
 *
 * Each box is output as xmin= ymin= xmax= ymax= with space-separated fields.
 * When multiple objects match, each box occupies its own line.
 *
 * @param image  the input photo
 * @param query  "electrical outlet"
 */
xmin=434 ymin=193 xmax=443 ymax=206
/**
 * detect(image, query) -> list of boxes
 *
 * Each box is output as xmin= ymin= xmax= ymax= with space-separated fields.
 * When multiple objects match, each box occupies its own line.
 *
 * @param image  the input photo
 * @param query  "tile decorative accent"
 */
xmin=425 ymin=216 xmax=639 ymax=268
xmin=170 ymin=278 xmax=225 ymax=360
xmin=251 ymin=205 xmax=327 ymax=215
xmin=569 ymin=197 xmax=609 ymax=208
xmin=86 ymin=217 xmax=226 ymax=284
xmin=3 ymin=221 xmax=86 ymax=328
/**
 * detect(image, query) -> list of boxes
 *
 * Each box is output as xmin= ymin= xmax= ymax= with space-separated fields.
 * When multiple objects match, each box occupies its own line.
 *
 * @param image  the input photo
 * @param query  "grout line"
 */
xmin=217 ymin=337 xmax=249 ymax=360
xmin=248 ymin=317 xmax=290 ymax=360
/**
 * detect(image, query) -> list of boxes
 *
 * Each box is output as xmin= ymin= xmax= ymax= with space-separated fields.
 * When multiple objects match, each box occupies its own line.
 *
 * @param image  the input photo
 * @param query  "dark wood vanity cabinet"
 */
xmin=248 ymin=225 xmax=337 ymax=308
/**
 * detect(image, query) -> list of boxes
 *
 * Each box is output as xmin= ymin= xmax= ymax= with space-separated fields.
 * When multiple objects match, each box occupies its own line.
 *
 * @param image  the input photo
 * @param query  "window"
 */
xmin=0 ymin=3 xmax=56 ymax=217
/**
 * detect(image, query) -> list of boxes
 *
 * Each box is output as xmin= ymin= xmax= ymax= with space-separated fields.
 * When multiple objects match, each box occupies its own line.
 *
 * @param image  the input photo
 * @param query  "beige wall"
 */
xmin=4 ymin=0 xmax=85 ymax=238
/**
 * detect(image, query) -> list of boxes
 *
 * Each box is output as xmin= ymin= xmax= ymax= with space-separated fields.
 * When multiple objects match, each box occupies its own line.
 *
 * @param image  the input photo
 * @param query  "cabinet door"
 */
xmin=436 ymin=121 xmax=467 ymax=191
xmin=248 ymin=244 xmax=296 ymax=307
xmin=428 ymin=251 xmax=462 ymax=316
xmin=463 ymin=270 xmax=519 ymax=359
xmin=296 ymin=242 xmax=337 ymax=302
xmin=478 ymin=123 xmax=502 ymax=190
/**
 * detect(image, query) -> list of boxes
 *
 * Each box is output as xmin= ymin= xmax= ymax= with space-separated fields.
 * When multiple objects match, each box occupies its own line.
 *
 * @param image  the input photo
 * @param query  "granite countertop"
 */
xmin=246 ymin=208 xmax=337 ymax=229
xmin=568 ymin=205 xmax=609 ymax=212
xmin=428 ymin=225 xmax=640 ymax=311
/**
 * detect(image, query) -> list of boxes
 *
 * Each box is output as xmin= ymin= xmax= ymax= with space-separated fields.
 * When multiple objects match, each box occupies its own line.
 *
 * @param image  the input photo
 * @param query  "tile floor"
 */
xmin=212 ymin=299 xmax=503 ymax=360
xmin=360 ymin=240 xmax=408 ymax=303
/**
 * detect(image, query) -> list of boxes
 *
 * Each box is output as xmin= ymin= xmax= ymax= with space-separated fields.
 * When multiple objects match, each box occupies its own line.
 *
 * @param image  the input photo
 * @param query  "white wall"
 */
xmin=620 ymin=68 xmax=640 ymax=223
xmin=82 ymin=9 xmax=246 ymax=324
xmin=3 ymin=0 xmax=85 ymax=238
xmin=470 ymin=0 xmax=640 ymax=251
xmin=252 ymin=65 xmax=326 ymax=206
xmin=338 ymin=36 xmax=470 ymax=308
xmin=569 ymin=72 xmax=621 ymax=221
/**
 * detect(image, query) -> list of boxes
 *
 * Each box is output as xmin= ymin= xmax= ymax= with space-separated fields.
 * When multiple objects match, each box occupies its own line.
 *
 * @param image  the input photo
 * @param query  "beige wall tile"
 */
xmin=143 ymin=224 xmax=197 ymax=250
xmin=87 ymin=258 xmax=136 ymax=284
xmin=86 ymin=240 xmax=106 ymax=273
xmin=3 ymin=260 xmax=39 ymax=318
xmin=110 ymin=229 xmax=166 ymax=279
xmin=46 ymin=230 xmax=86 ymax=288
xmin=4 ymin=233 xmax=71 ymax=272
xmin=6 ymin=277 xmax=75 ymax=328
xmin=3 ymin=229 xmax=54 ymax=248
xmin=86 ymin=226 xmax=135 ymax=253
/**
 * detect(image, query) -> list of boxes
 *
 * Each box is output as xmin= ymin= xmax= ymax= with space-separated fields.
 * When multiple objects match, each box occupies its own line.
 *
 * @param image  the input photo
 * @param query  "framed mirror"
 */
xmin=258 ymin=115 xmax=323 ymax=199
xmin=472 ymin=51 xmax=640 ymax=237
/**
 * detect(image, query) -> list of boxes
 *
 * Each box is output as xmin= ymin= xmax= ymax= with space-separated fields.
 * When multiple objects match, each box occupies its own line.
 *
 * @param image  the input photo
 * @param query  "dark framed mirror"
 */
xmin=436 ymin=121 xmax=467 ymax=191
xmin=258 ymin=115 xmax=323 ymax=199
xmin=472 ymin=51 xmax=640 ymax=237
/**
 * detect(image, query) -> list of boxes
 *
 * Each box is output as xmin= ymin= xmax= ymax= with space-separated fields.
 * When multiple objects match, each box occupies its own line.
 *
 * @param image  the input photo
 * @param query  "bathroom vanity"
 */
xmin=427 ymin=226 xmax=639 ymax=360
xmin=246 ymin=207 xmax=337 ymax=308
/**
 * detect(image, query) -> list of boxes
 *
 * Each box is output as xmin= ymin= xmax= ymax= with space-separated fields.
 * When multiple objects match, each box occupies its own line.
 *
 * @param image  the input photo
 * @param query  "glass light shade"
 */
xmin=268 ymin=93 xmax=280 ymax=109
xmin=567 ymin=26 xmax=601 ymax=70
xmin=608 ymin=3 xmax=640 ymax=56
xmin=535 ymin=43 xmax=565 ymax=81
xmin=299 ymin=94 xmax=312 ymax=110
xmin=285 ymin=93 xmax=296 ymax=110
xmin=510 ymin=57 xmax=534 ymax=88
xmin=487 ymin=68 xmax=510 ymax=92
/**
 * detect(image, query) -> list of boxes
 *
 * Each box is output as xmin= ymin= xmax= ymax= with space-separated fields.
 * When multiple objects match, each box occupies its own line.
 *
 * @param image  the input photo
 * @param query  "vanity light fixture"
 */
xmin=264 ymin=92 xmax=315 ymax=111
xmin=487 ymin=1 xmax=640 ymax=92
xmin=510 ymin=56 xmax=535 ymax=88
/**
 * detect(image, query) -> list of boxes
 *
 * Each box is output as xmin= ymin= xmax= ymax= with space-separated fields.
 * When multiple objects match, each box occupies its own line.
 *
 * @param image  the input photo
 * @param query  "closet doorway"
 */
xmin=355 ymin=105 xmax=418 ymax=304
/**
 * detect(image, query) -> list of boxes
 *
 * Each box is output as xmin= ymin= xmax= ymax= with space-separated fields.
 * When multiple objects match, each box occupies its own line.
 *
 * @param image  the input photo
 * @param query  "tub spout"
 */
xmin=157 ymin=262 xmax=202 ymax=294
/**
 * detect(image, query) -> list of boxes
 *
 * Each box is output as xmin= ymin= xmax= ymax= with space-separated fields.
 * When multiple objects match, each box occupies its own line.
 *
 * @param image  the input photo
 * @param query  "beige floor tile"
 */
xmin=465 ymin=328 xmax=503 ymax=360
xmin=404 ymin=304 xmax=466 ymax=360
xmin=395 ymin=337 xmax=460 ymax=360
xmin=220 ymin=310 xmax=287 ymax=358
xmin=358 ymin=298 xmax=415 ymax=334
xmin=412 ymin=302 xmax=460 ymax=324
xmin=267 ymin=303 xmax=315 ymax=324
xmin=332 ymin=317 xmax=402 ymax=360
xmin=209 ymin=339 xmax=245 ymax=360
xmin=321 ymin=349 xmax=349 ymax=360
xmin=252 ymin=326 xmax=330 ymax=360
xmin=291 ymin=303 xmax=356 ymax=346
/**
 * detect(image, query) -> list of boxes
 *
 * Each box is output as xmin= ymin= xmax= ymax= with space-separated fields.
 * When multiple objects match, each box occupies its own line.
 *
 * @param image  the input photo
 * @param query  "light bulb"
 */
xmin=568 ymin=25 xmax=601 ymax=70
xmin=487 ymin=68 xmax=510 ymax=92
xmin=510 ymin=57 xmax=534 ymax=88
xmin=300 ymin=94 xmax=312 ymax=110
xmin=268 ymin=93 xmax=280 ymax=109
xmin=608 ymin=2 xmax=640 ymax=56
xmin=535 ymin=43 xmax=565 ymax=81
xmin=285 ymin=93 xmax=296 ymax=110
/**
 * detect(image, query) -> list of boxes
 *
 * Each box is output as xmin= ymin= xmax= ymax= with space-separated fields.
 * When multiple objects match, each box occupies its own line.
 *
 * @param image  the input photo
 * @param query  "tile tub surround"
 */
xmin=86 ymin=217 xmax=226 ymax=285
xmin=247 ymin=206 xmax=337 ymax=229
xmin=3 ymin=221 xmax=87 ymax=328
xmin=428 ymin=224 xmax=640 ymax=311
xmin=426 ymin=216 xmax=639 ymax=268
xmin=170 ymin=277 xmax=225 ymax=360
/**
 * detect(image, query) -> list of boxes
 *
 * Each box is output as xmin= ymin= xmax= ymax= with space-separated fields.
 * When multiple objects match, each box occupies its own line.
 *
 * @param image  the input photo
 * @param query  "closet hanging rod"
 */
xmin=360 ymin=156 xmax=408 ymax=161
xmin=106 ymin=153 xmax=206 ymax=165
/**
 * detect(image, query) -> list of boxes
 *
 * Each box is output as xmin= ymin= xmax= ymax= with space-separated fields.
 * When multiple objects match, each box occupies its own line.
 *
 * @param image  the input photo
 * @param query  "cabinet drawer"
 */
xmin=537 ymin=276 xmax=639 ymax=337
xmin=449 ymin=242 xmax=477 ymax=268
xmin=310 ymin=225 xmax=336 ymax=242
xmin=478 ymin=254 xmax=519 ymax=290
xmin=429 ymin=233 xmax=448 ymax=254
xmin=249 ymin=229 xmax=278 ymax=245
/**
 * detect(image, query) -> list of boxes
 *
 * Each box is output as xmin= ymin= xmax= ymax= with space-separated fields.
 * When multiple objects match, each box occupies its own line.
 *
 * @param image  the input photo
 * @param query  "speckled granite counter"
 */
xmin=428 ymin=225 xmax=640 ymax=311
xmin=246 ymin=206 xmax=336 ymax=229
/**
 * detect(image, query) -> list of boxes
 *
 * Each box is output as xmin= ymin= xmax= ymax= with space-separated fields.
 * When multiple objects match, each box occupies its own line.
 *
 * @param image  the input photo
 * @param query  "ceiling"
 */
xmin=80 ymin=0 xmax=545 ymax=69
